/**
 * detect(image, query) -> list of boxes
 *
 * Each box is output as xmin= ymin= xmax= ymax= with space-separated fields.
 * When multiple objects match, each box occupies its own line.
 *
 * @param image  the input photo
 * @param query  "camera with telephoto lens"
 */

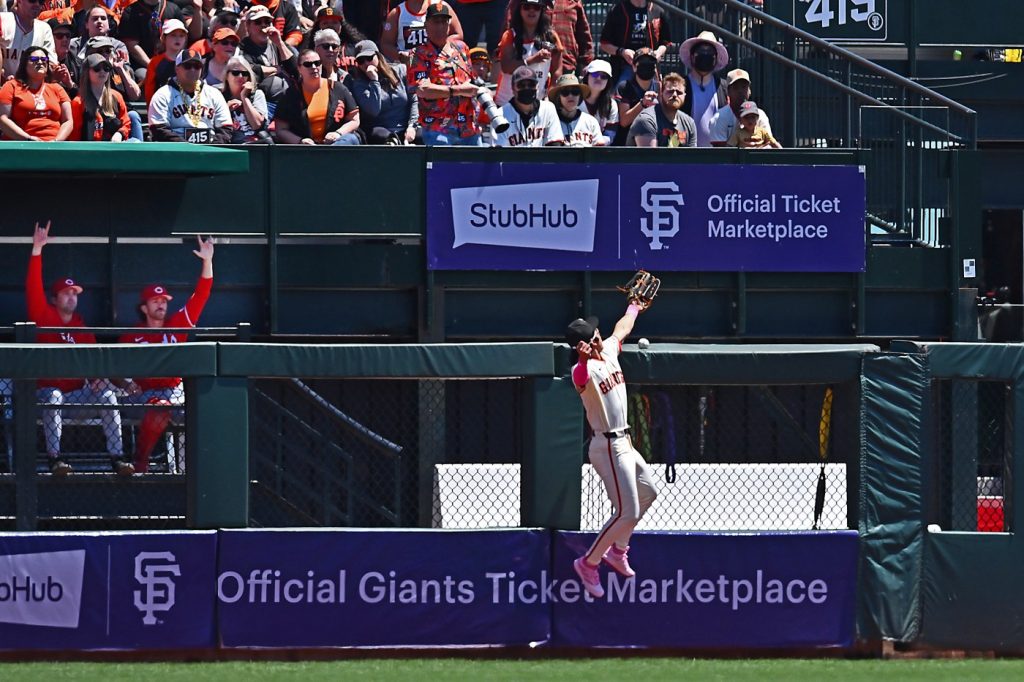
xmin=471 ymin=77 xmax=509 ymax=133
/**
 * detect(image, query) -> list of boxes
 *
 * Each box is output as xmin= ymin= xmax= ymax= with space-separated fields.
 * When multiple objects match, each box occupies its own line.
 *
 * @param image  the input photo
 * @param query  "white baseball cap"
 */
xmin=162 ymin=18 xmax=187 ymax=35
xmin=584 ymin=59 xmax=612 ymax=77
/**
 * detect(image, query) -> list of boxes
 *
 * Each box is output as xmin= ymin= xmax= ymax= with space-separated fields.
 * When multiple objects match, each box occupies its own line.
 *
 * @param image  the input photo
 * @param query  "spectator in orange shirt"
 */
xmin=0 ymin=47 xmax=73 ymax=141
xmin=408 ymin=3 xmax=481 ymax=146
xmin=142 ymin=18 xmax=189 ymax=103
xmin=187 ymin=8 xmax=241 ymax=56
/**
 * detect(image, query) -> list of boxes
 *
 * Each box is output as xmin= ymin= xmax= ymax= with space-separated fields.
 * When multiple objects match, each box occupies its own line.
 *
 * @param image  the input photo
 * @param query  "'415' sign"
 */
xmin=793 ymin=0 xmax=886 ymax=41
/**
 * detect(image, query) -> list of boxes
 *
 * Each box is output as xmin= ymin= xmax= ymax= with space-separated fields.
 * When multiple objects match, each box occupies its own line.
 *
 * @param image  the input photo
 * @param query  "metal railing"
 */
xmin=249 ymin=379 xmax=404 ymax=528
xmin=648 ymin=0 xmax=977 ymax=243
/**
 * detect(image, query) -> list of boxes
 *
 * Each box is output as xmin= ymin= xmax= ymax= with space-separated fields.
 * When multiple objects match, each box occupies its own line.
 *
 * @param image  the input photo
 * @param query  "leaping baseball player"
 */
xmin=566 ymin=272 xmax=660 ymax=598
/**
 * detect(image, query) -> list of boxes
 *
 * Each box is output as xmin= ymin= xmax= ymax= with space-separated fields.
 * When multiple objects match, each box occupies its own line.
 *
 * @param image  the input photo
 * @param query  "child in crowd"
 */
xmin=727 ymin=100 xmax=781 ymax=149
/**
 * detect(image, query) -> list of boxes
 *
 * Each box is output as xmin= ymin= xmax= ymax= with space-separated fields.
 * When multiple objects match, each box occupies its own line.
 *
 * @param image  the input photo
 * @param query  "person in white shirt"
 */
xmin=0 ymin=0 xmax=55 ymax=81
xmin=148 ymin=48 xmax=232 ymax=143
xmin=709 ymin=67 xmax=774 ymax=146
xmin=492 ymin=65 xmax=563 ymax=147
xmin=549 ymin=73 xmax=603 ymax=147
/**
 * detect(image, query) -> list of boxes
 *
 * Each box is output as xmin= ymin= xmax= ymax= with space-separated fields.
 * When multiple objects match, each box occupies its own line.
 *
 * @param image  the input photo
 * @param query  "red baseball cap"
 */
xmin=51 ymin=277 xmax=83 ymax=297
xmin=140 ymin=284 xmax=173 ymax=302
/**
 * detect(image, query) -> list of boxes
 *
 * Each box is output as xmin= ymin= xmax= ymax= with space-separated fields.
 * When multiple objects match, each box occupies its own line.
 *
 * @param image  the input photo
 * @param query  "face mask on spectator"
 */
xmin=635 ymin=62 xmax=656 ymax=80
xmin=515 ymin=87 xmax=538 ymax=105
xmin=692 ymin=50 xmax=716 ymax=72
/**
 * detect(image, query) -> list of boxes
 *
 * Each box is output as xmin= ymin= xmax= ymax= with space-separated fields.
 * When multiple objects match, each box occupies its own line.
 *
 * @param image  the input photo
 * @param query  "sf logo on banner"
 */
xmin=640 ymin=181 xmax=685 ymax=251
xmin=134 ymin=552 xmax=181 ymax=625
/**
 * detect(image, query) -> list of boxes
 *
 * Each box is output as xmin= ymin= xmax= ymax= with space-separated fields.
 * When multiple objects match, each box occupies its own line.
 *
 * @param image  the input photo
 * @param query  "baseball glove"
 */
xmin=618 ymin=270 xmax=660 ymax=311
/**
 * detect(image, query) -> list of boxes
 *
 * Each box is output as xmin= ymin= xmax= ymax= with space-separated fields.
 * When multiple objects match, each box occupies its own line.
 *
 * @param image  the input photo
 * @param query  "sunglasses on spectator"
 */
xmin=228 ymin=70 xmax=250 ymax=78
xmin=25 ymin=0 xmax=45 ymax=5
xmin=356 ymin=55 xmax=374 ymax=64
xmin=28 ymin=55 xmax=49 ymax=64
xmin=217 ymin=40 xmax=239 ymax=47
xmin=559 ymin=88 xmax=582 ymax=97
xmin=221 ymin=17 xmax=239 ymax=27
xmin=179 ymin=62 xmax=203 ymax=71
xmin=587 ymin=72 xmax=609 ymax=81
xmin=522 ymin=5 xmax=541 ymax=11
xmin=317 ymin=43 xmax=340 ymax=51
xmin=91 ymin=64 xmax=113 ymax=73
xmin=254 ymin=18 xmax=273 ymax=27
xmin=301 ymin=60 xmax=322 ymax=68
xmin=54 ymin=32 xmax=73 ymax=39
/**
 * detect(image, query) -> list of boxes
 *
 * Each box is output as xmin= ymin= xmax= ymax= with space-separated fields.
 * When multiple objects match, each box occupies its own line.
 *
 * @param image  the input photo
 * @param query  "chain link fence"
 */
xmin=248 ymin=377 xmax=524 ymax=529
xmin=248 ymin=376 xmax=856 ymax=532
xmin=932 ymin=379 xmax=1013 ymax=532
xmin=583 ymin=382 xmax=855 ymax=532
xmin=0 ymin=377 xmax=188 ymax=531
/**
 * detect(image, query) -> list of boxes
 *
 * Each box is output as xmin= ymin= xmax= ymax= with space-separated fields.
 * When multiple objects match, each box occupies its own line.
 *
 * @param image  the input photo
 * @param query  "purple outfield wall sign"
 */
xmin=552 ymin=531 xmax=858 ymax=648
xmin=426 ymin=162 xmax=866 ymax=272
xmin=0 ymin=532 xmax=217 ymax=650
xmin=217 ymin=529 xmax=550 ymax=647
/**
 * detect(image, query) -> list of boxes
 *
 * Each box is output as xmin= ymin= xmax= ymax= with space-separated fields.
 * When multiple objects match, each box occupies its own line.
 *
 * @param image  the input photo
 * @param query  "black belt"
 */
xmin=602 ymin=427 xmax=631 ymax=439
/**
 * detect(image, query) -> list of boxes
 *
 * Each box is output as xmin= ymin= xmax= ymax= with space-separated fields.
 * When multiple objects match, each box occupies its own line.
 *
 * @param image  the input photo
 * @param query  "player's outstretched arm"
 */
xmin=31 ymin=220 xmax=51 ymax=257
xmin=611 ymin=303 xmax=641 ymax=343
xmin=193 ymin=236 xmax=214 ymax=279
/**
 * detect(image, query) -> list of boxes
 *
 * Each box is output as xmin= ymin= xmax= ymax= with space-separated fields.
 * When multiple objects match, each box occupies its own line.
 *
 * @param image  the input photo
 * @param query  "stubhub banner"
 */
xmin=427 ymin=162 xmax=866 ymax=272
xmin=217 ymin=529 xmax=550 ymax=647
xmin=0 ymin=532 xmax=216 ymax=650
xmin=553 ymin=531 xmax=858 ymax=648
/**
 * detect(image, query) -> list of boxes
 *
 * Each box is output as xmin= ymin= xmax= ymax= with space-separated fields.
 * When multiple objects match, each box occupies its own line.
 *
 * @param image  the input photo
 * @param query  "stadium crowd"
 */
xmin=0 ymin=0 xmax=777 ymax=148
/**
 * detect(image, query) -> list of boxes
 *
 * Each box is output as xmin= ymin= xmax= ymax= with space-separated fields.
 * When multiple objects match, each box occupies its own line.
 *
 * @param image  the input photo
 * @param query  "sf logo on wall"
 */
xmin=133 ymin=551 xmax=181 ymax=625
xmin=640 ymin=181 xmax=685 ymax=251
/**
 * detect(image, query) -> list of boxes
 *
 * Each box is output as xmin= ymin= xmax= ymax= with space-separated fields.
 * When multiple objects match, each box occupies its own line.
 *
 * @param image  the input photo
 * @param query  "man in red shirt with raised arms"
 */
xmin=119 ymin=236 xmax=214 ymax=473
xmin=27 ymin=221 xmax=129 ymax=477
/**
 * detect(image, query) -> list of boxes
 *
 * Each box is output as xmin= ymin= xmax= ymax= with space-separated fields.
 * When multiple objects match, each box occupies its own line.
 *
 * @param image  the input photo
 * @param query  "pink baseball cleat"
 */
xmin=573 ymin=557 xmax=605 ymax=598
xmin=602 ymin=545 xmax=636 ymax=578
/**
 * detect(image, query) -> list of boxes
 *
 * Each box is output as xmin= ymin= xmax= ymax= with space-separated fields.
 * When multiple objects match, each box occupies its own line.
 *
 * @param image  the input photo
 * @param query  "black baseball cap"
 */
xmin=425 ymin=2 xmax=451 ymax=20
xmin=566 ymin=316 xmax=599 ymax=347
xmin=48 ymin=18 xmax=74 ymax=35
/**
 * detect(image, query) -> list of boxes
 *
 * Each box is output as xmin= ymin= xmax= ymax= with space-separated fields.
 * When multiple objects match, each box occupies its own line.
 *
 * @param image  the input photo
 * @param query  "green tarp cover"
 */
xmin=217 ymin=342 xmax=555 ymax=378
xmin=0 ymin=142 xmax=248 ymax=175
xmin=612 ymin=343 xmax=880 ymax=384
xmin=0 ymin=342 xmax=217 ymax=378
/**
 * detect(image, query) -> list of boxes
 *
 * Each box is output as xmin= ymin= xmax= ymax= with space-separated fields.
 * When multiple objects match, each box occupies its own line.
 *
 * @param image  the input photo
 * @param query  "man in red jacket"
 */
xmin=27 ymin=221 xmax=129 ymax=477
xmin=119 ymin=237 xmax=214 ymax=473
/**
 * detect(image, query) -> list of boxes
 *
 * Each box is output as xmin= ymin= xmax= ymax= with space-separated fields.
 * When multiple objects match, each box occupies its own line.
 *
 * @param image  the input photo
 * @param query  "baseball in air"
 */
xmin=638 ymin=338 xmax=650 ymax=349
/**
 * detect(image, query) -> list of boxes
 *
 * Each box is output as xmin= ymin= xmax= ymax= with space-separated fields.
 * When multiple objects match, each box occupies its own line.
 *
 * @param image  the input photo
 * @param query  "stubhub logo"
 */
xmin=0 ymin=550 xmax=85 ymax=628
xmin=450 ymin=179 xmax=599 ymax=252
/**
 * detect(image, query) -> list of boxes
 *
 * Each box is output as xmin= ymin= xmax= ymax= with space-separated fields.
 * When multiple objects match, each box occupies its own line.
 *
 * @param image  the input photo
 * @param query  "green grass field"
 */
xmin=3 ymin=658 xmax=1024 ymax=681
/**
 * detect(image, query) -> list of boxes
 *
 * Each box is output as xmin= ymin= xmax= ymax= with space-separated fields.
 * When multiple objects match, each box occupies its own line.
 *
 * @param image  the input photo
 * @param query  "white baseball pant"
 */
xmin=584 ymin=434 xmax=659 ymax=564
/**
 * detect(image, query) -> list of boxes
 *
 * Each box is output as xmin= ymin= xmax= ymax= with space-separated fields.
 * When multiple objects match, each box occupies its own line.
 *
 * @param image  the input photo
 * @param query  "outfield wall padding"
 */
xmin=0 ymin=529 xmax=857 ymax=651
